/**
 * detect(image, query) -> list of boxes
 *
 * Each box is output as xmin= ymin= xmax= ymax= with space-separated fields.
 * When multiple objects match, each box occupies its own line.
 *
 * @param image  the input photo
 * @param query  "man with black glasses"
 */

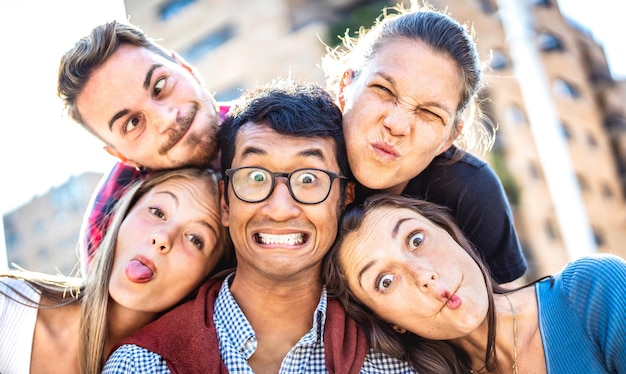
xmin=104 ymin=78 xmax=416 ymax=373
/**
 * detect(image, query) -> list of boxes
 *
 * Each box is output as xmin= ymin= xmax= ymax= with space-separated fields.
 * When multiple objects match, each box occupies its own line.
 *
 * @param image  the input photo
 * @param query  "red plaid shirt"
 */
xmin=83 ymin=163 xmax=148 ymax=267
xmin=82 ymin=104 xmax=231 ymax=268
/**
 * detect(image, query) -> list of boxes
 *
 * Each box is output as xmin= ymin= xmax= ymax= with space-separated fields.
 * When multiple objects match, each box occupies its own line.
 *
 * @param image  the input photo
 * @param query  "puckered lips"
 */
xmin=439 ymin=280 xmax=462 ymax=311
xmin=441 ymin=290 xmax=462 ymax=310
xmin=371 ymin=140 xmax=400 ymax=162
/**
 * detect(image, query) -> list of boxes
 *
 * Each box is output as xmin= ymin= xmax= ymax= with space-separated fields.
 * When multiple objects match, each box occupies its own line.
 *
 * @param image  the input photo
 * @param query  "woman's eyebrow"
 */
xmin=393 ymin=217 xmax=412 ymax=238
xmin=357 ymin=216 xmax=413 ymax=288
xmin=358 ymin=259 xmax=375 ymax=289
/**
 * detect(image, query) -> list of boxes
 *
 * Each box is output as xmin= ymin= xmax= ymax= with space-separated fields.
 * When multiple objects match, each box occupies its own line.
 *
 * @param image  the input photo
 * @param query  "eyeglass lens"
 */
xmin=231 ymin=167 xmax=333 ymax=204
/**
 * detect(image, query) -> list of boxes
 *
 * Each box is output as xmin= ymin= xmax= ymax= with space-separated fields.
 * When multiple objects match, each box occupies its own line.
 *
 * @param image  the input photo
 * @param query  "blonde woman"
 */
xmin=0 ymin=167 xmax=232 ymax=373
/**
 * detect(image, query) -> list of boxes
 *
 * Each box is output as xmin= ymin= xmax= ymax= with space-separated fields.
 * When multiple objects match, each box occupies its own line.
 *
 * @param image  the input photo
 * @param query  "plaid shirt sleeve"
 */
xmin=102 ymin=344 xmax=171 ymax=374
xmin=82 ymin=162 xmax=147 ymax=269
xmin=218 ymin=103 xmax=231 ymax=118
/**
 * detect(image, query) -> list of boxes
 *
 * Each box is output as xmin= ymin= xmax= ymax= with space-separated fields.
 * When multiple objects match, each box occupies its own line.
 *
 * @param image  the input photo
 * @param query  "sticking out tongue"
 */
xmin=125 ymin=259 xmax=153 ymax=283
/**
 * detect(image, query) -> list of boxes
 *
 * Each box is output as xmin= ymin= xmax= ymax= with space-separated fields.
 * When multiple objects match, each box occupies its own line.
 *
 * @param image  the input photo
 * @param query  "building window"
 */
xmin=53 ymin=209 xmax=72 ymax=225
xmin=586 ymin=132 xmax=598 ymax=148
xmin=182 ymin=24 xmax=234 ymax=63
xmin=489 ymin=50 xmax=509 ymax=70
xmin=538 ymin=32 xmax=564 ymax=52
xmin=519 ymin=240 xmax=538 ymax=280
xmin=592 ymin=228 xmax=605 ymax=247
xmin=479 ymin=0 xmax=498 ymax=14
xmin=51 ymin=185 xmax=81 ymax=212
xmin=553 ymin=79 xmax=580 ymax=99
xmin=590 ymin=65 xmax=612 ymax=85
xmin=560 ymin=122 xmax=572 ymax=140
xmin=37 ymin=245 xmax=49 ymax=259
xmin=159 ymin=0 xmax=197 ymax=21
xmin=33 ymin=219 xmax=46 ymax=235
xmin=577 ymin=174 xmax=589 ymax=192
xmin=601 ymin=183 xmax=614 ymax=198
xmin=529 ymin=162 xmax=543 ymax=180
xmin=505 ymin=104 xmax=526 ymax=125
xmin=58 ymin=236 xmax=78 ymax=252
xmin=5 ymin=231 xmax=21 ymax=250
xmin=532 ymin=0 xmax=552 ymax=7
xmin=605 ymin=114 xmax=626 ymax=131
xmin=544 ymin=219 xmax=559 ymax=241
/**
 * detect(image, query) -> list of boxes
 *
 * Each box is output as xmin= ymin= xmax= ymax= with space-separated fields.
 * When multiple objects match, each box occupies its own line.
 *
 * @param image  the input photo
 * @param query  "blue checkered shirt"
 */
xmin=103 ymin=273 xmax=416 ymax=373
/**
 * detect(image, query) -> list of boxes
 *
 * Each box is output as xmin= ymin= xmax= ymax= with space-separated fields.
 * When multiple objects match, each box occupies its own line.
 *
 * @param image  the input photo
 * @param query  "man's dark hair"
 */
xmin=218 ymin=78 xmax=350 ymax=180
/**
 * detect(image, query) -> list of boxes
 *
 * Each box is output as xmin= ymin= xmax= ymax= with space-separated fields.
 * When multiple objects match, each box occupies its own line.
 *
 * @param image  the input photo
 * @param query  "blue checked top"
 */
xmin=103 ymin=273 xmax=416 ymax=373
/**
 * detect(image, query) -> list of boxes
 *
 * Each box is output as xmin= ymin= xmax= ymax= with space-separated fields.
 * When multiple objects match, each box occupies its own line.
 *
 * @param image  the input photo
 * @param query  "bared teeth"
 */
xmin=257 ymin=233 xmax=304 ymax=245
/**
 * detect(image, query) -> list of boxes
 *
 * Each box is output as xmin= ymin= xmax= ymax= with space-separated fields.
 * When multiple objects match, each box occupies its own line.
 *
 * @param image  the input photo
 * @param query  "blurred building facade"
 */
xmin=4 ymin=0 xmax=625 ymax=278
xmin=2 ymin=172 xmax=102 ymax=275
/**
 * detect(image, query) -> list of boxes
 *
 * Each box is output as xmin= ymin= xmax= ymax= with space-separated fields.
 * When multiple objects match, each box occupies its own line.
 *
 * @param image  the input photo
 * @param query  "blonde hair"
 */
xmin=1 ymin=167 xmax=228 ymax=373
xmin=79 ymin=167 xmax=228 ymax=373
xmin=0 ymin=267 xmax=84 ymax=308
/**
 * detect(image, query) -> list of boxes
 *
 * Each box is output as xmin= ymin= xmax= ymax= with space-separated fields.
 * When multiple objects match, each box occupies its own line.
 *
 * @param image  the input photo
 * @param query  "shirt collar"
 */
xmin=214 ymin=273 xmax=329 ymax=356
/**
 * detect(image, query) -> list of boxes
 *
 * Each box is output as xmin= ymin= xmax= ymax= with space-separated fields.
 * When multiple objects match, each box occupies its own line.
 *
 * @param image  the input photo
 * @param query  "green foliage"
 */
xmin=488 ymin=150 xmax=521 ymax=207
xmin=324 ymin=1 xmax=392 ymax=47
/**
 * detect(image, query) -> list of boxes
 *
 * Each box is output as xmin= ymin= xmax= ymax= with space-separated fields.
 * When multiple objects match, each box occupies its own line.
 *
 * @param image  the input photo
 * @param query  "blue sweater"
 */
xmin=536 ymin=255 xmax=626 ymax=373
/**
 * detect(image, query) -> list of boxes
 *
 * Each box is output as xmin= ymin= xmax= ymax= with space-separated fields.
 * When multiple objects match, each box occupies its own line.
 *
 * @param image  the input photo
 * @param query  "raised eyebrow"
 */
xmin=357 ymin=259 xmax=375 ymax=289
xmin=156 ymin=190 xmax=219 ymax=235
xmin=393 ymin=218 xmax=411 ymax=239
xmin=155 ymin=190 xmax=179 ymax=204
xmin=199 ymin=220 xmax=219 ymax=239
xmin=298 ymin=148 xmax=326 ymax=162
xmin=144 ymin=64 xmax=161 ymax=90
xmin=107 ymin=64 xmax=162 ymax=131
xmin=239 ymin=146 xmax=326 ymax=162
xmin=239 ymin=145 xmax=266 ymax=159
xmin=109 ymin=109 xmax=130 ymax=131
xmin=357 ymin=217 xmax=411 ymax=288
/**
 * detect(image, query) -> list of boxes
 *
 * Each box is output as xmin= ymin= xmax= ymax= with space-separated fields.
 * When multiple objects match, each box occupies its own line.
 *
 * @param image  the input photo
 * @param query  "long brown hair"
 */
xmin=324 ymin=193 xmax=509 ymax=373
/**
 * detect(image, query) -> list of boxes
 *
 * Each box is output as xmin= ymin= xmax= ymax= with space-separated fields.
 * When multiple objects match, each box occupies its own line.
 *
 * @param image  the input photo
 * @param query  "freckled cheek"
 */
xmin=375 ymin=300 xmax=409 ymax=325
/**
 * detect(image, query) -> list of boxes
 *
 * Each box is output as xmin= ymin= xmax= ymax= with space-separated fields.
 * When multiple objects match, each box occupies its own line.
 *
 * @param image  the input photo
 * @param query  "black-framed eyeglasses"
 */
xmin=224 ymin=166 xmax=347 ymax=204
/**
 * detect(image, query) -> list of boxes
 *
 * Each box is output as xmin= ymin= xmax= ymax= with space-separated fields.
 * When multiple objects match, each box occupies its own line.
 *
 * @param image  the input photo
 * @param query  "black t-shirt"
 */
xmin=355 ymin=147 xmax=527 ymax=283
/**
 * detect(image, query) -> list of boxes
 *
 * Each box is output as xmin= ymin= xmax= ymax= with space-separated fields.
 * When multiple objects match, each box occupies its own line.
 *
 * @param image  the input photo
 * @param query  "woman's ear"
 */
xmin=438 ymin=119 xmax=465 ymax=156
xmin=453 ymin=119 xmax=465 ymax=140
xmin=338 ymin=69 xmax=355 ymax=111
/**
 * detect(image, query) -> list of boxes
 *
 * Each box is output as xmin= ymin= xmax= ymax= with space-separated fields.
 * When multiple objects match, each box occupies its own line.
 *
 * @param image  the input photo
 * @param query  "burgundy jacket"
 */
xmin=117 ymin=278 xmax=369 ymax=373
